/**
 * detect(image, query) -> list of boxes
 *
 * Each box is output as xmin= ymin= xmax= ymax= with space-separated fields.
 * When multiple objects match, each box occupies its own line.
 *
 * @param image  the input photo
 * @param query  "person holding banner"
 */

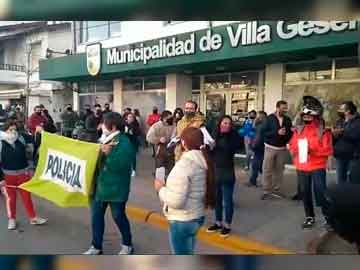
xmin=84 ymin=112 xmax=135 ymax=255
xmin=0 ymin=119 xmax=47 ymax=230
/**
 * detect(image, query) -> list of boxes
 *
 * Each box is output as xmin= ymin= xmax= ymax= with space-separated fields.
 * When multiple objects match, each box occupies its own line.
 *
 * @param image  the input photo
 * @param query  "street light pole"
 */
xmin=25 ymin=45 xmax=31 ymax=120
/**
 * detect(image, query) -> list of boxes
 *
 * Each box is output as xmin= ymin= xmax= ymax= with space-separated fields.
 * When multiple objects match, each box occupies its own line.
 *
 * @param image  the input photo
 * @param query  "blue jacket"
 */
xmin=239 ymin=119 xmax=256 ymax=139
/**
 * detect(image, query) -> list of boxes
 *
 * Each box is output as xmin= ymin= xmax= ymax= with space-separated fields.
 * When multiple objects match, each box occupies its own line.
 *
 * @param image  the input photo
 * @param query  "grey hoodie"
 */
xmin=159 ymin=150 xmax=207 ymax=222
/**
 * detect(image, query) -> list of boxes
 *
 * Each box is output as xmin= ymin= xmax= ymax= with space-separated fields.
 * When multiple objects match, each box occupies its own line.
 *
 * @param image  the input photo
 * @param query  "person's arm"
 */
xmin=146 ymin=124 xmax=161 ymax=145
xmin=105 ymin=137 xmax=135 ymax=173
xmin=158 ymin=158 xmax=190 ymax=209
xmin=288 ymin=131 xmax=298 ymax=156
xmin=262 ymin=117 xmax=276 ymax=139
xmin=284 ymin=118 xmax=294 ymax=143
xmin=309 ymin=131 xmax=333 ymax=158
xmin=200 ymin=126 xmax=215 ymax=149
xmin=342 ymin=120 xmax=360 ymax=143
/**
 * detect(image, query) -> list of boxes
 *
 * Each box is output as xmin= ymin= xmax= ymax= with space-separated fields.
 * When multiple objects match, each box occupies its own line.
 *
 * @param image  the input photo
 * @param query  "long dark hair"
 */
xmin=213 ymin=115 xmax=233 ymax=140
xmin=180 ymin=127 xmax=216 ymax=209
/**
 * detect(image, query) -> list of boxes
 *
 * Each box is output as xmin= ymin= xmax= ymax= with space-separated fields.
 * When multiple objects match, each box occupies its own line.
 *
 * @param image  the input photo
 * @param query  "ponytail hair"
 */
xmin=181 ymin=127 xmax=216 ymax=209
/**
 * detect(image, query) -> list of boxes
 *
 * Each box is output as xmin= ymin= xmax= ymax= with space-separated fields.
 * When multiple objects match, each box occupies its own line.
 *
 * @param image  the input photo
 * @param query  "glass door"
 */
xmin=205 ymin=92 xmax=226 ymax=134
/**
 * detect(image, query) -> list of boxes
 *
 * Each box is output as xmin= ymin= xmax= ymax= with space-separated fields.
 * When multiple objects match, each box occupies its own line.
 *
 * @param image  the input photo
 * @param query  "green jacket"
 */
xmin=95 ymin=133 xmax=135 ymax=202
xmin=61 ymin=111 xmax=79 ymax=131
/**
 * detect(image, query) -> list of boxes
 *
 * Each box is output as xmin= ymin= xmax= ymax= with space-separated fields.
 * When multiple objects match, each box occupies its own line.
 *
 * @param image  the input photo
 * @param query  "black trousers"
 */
xmin=349 ymin=159 xmax=360 ymax=184
xmin=298 ymin=169 xmax=327 ymax=218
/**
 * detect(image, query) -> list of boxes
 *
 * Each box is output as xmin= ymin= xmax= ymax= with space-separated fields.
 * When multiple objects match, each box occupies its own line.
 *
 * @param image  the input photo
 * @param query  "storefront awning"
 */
xmin=39 ymin=21 xmax=360 ymax=82
xmin=0 ymin=89 xmax=24 ymax=99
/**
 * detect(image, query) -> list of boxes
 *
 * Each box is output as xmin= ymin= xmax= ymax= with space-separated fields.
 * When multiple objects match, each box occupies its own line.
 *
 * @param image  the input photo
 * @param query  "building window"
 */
xmin=123 ymin=78 xmax=143 ymax=91
xmin=87 ymin=21 xmax=109 ymax=42
xmin=285 ymin=60 xmax=332 ymax=83
xmin=79 ymin=21 xmax=122 ymax=43
xmin=110 ymin=21 xmax=122 ymax=37
xmin=204 ymin=74 xmax=230 ymax=89
xmin=231 ymin=72 xmax=259 ymax=88
xmin=30 ymin=42 xmax=42 ymax=71
xmin=144 ymin=76 xmax=166 ymax=90
xmin=192 ymin=76 xmax=200 ymax=90
xmin=335 ymin=57 xmax=360 ymax=80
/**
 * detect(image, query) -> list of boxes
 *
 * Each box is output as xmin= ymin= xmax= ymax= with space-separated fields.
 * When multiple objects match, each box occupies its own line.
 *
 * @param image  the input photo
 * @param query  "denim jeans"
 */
xmin=215 ymin=180 xmax=235 ymax=225
xmin=249 ymin=152 xmax=264 ymax=186
xmin=336 ymin=158 xmax=351 ymax=184
xmin=298 ymin=169 xmax=327 ymax=218
xmin=168 ymin=216 xmax=205 ymax=255
xmin=91 ymin=199 xmax=132 ymax=250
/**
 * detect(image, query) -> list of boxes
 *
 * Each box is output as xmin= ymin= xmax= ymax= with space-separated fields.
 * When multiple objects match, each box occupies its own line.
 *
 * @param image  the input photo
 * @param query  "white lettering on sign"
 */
xmin=41 ymin=149 xmax=87 ymax=194
xmin=105 ymin=21 xmax=357 ymax=66
xmin=107 ymin=33 xmax=196 ymax=65
xmin=226 ymin=21 xmax=271 ymax=47
xmin=277 ymin=21 xmax=357 ymax=40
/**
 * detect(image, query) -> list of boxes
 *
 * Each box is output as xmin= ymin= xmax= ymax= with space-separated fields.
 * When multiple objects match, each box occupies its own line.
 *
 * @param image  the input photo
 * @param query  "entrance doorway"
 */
xmin=203 ymin=88 xmax=257 ymax=132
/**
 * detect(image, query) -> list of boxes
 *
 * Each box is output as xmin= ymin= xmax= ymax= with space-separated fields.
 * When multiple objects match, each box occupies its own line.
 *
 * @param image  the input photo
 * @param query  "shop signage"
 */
xmin=86 ymin=43 xmax=102 ymax=76
xmin=104 ymin=21 xmax=357 ymax=67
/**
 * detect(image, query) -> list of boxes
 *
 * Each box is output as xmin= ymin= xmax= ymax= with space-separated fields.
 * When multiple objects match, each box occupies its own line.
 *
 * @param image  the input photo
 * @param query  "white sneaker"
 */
xmin=8 ymin=219 xmax=16 ymax=230
xmin=118 ymin=245 xmax=134 ymax=255
xmin=83 ymin=246 xmax=102 ymax=255
xmin=131 ymin=170 xmax=136 ymax=177
xmin=30 ymin=217 xmax=48 ymax=225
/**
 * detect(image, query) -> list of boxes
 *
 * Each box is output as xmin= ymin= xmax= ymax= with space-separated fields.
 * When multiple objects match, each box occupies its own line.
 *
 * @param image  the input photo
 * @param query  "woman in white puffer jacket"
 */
xmin=154 ymin=127 xmax=216 ymax=255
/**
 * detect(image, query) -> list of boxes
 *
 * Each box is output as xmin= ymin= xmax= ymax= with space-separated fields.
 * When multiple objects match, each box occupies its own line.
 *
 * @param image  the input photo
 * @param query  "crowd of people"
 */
xmin=0 ymin=96 xmax=359 ymax=255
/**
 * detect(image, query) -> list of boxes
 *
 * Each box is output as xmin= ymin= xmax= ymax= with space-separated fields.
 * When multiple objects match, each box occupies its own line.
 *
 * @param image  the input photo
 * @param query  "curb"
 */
xmin=306 ymin=231 xmax=333 ymax=254
xmin=126 ymin=205 xmax=293 ymax=254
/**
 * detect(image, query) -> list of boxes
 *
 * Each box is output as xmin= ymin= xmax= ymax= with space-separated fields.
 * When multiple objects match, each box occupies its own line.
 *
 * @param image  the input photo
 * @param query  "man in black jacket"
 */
xmin=333 ymin=101 xmax=356 ymax=184
xmin=333 ymin=101 xmax=360 ymax=184
xmin=248 ymin=111 xmax=267 ymax=187
xmin=261 ymin=100 xmax=293 ymax=200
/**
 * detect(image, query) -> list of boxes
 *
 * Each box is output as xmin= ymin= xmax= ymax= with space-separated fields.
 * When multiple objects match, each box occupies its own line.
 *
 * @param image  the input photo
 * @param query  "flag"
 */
xmin=20 ymin=132 xmax=100 ymax=207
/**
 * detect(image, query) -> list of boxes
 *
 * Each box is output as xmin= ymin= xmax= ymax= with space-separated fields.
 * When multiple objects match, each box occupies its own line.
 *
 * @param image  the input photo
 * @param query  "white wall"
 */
xmin=77 ymin=21 xmax=238 ymax=52
xmin=264 ymin=63 xmax=284 ymax=114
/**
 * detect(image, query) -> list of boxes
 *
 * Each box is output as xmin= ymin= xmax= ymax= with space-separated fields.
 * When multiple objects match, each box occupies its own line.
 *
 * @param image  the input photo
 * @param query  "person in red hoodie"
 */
xmin=289 ymin=96 xmax=333 ymax=229
xmin=27 ymin=105 xmax=48 ymax=135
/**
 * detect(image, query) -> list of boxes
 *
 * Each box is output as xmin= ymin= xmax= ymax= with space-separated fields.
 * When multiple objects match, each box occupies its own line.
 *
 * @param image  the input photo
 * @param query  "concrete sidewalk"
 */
xmin=128 ymin=148 xmax=358 ymax=254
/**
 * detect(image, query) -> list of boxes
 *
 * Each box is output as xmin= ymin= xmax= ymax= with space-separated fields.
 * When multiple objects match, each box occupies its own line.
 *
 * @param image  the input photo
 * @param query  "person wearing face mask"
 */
xmin=0 ymin=119 xmax=47 ymax=230
xmin=174 ymin=100 xmax=213 ymax=162
xmin=239 ymin=110 xmax=257 ymax=171
xmin=60 ymin=104 xmax=78 ymax=138
xmin=173 ymin=108 xmax=184 ymax=126
xmin=248 ymin=111 xmax=267 ymax=187
xmin=206 ymin=116 xmax=241 ymax=237
xmin=146 ymin=111 xmax=176 ymax=177
xmin=332 ymin=101 xmax=360 ymax=184
xmin=289 ymin=96 xmax=333 ymax=229
xmin=333 ymin=101 xmax=360 ymax=185
xmin=261 ymin=100 xmax=293 ymax=200
xmin=124 ymin=113 xmax=141 ymax=177
xmin=84 ymin=112 xmax=136 ymax=255
xmin=154 ymin=127 xmax=216 ymax=254
xmin=103 ymin=103 xmax=112 ymax=115
xmin=27 ymin=105 xmax=48 ymax=135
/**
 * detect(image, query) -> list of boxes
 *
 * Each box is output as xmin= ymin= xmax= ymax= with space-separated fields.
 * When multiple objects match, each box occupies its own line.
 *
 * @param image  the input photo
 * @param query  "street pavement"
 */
xmin=0 ymin=147 xmax=357 ymax=255
xmin=0 ymin=191 xmax=226 ymax=255
xmin=128 ymin=147 xmax=358 ymax=254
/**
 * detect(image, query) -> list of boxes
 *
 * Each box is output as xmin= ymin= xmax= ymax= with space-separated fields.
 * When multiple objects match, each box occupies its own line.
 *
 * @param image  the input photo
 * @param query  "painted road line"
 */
xmin=126 ymin=205 xmax=293 ymax=254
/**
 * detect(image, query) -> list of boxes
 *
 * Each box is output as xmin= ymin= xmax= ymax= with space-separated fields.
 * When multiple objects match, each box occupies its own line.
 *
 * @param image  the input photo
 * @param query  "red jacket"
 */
xmin=147 ymin=113 xmax=160 ymax=127
xmin=27 ymin=113 xmax=48 ymax=135
xmin=289 ymin=120 xmax=333 ymax=172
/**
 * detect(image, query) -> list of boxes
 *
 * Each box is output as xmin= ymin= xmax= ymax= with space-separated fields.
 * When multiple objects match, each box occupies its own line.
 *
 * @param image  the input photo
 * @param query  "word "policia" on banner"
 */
xmin=42 ymin=149 xmax=87 ymax=193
